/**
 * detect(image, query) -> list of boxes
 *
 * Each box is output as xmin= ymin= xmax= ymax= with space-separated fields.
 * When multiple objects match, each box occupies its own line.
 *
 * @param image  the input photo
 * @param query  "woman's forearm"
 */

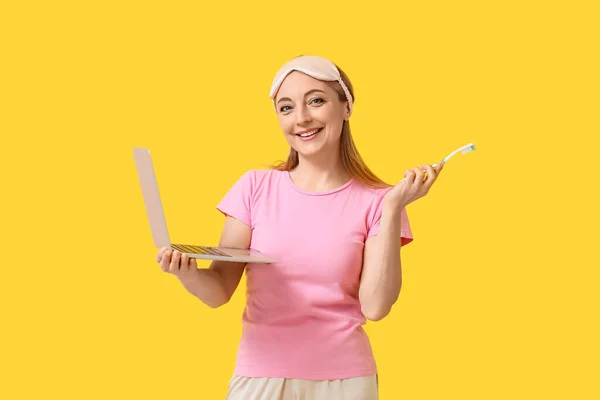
xmin=360 ymin=205 xmax=404 ymax=320
xmin=177 ymin=262 xmax=242 ymax=308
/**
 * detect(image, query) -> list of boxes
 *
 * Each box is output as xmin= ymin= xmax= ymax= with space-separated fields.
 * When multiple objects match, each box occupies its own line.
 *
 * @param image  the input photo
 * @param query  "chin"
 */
xmin=295 ymin=145 xmax=329 ymax=159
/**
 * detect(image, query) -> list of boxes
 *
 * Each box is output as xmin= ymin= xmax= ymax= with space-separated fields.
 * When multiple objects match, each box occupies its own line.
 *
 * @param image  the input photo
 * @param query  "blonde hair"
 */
xmin=270 ymin=61 xmax=390 ymax=189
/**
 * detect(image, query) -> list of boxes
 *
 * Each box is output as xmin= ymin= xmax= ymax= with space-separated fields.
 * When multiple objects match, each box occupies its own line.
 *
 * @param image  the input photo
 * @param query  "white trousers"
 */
xmin=226 ymin=374 xmax=378 ymax=400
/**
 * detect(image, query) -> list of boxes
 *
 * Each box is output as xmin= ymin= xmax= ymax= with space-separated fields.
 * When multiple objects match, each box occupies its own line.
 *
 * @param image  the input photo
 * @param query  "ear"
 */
xmin=344 ymin=102 xmax=352 ymax=121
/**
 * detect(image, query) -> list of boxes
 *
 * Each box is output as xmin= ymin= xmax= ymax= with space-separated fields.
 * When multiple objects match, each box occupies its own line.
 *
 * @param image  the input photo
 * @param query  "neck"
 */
xmin=289 ymin=148 xmax=351 ymax=193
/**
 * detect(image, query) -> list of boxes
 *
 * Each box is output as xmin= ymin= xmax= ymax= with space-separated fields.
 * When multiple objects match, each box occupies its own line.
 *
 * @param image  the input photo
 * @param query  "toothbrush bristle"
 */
xmin=461 ymin=144 xmax=476 ymax=154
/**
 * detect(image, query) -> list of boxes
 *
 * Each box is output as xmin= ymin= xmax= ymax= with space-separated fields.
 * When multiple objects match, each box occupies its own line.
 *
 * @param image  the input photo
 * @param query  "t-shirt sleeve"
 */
xmin=367 ymin=189 xmax=414 ymax=246
xmin=216 ymin=170 xmax=254 ymax=227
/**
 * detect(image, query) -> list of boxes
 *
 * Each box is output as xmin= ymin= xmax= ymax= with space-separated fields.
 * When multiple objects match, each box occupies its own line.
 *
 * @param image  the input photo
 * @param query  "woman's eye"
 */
xmin=310 ymin=98 xmax=324 ymax=105
xmin=280 ymin=105 xmax=292 ymax=112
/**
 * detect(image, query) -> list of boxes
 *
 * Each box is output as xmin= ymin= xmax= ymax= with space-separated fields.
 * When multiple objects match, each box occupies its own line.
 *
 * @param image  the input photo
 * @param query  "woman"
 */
xmin=156 ymin=55 xmax=444 ymax=399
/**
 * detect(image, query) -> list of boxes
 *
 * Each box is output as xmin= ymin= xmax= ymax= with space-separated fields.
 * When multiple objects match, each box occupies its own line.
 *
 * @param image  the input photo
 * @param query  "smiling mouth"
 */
xmin=295 ymin=128 xmax=323 ymax=138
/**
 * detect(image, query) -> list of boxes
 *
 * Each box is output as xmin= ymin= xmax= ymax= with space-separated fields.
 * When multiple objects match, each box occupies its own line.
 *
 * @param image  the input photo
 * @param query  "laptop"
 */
xmin=133 ymin=147 xmax=279 ymax=264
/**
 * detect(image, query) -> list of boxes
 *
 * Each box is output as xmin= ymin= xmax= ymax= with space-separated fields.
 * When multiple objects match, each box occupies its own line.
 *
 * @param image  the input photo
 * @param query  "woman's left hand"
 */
xmin=383 ymin=161 xmax=445 ymax=211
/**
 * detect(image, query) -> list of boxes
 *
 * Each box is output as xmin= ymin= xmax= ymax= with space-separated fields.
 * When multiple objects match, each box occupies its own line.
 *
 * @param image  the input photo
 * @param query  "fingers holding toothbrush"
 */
xmin=383 ymin=161 xmax=445 ymax=211
xmin=420 ymin=161 xmax=444 ymax=188
xmin=382 ymin=142 xmax=475 ymax=211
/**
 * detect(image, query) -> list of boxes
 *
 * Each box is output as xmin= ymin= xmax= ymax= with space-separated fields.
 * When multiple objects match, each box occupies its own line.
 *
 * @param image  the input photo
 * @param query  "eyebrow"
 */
xmin=277 ymin=89 xmax=326 ymax=105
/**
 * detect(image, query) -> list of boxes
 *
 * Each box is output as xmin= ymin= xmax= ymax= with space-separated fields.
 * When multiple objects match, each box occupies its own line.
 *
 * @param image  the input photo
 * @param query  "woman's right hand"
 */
xmin=156 ymin=246 xmax=198 ymax=278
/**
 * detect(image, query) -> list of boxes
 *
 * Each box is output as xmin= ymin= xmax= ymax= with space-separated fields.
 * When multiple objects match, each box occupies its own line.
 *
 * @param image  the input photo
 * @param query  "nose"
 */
xmin=295 ymin=104 xmax=312 ymax=125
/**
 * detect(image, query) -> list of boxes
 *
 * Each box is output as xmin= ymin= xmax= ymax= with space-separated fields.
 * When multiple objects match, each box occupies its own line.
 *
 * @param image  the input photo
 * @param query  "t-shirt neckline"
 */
xmin=284 ymin=170 xmax=355 ymax=196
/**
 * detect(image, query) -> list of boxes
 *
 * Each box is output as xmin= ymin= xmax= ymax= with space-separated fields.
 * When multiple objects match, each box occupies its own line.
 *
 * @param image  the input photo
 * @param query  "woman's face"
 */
xmin=274 ymin=71 xmax=350 ymax=160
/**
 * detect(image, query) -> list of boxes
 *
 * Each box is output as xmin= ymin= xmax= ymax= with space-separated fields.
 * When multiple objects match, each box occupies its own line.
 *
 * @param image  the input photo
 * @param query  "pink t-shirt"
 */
xmin=216 ymin=169 xmax=413 ymax=380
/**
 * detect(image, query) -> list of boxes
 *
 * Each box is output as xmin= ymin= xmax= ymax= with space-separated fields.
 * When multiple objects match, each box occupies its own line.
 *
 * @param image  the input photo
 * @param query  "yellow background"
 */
xmin=1 ymin=0 xmax=598 ymax=398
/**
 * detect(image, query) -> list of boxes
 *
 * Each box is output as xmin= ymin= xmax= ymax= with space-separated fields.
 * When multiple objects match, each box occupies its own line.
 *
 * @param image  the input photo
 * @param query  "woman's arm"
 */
xmin=359 ymin=161 xmax=444 ymax=320
xmin=358 ymin=205 xmax=403 ymax=321
xmin=176 ymin=216 xmax=250 ymax=308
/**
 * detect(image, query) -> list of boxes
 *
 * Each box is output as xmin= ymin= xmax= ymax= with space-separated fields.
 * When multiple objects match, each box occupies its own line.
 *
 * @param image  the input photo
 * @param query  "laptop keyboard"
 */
xmin=172 ymin=244 xmax=232 ymax=257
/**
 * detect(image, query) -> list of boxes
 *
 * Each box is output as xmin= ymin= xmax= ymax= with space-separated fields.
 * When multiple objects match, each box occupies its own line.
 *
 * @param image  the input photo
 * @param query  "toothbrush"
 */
xmin=434 ymin=142 xmax=476 ymax=168
xmin=400 ymin=143 xmax=476 ymax=182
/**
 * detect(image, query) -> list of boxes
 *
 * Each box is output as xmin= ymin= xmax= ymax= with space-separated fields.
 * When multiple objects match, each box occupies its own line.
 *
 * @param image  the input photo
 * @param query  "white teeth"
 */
xmin=299 ymin=129 xmax=320 ymax=137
